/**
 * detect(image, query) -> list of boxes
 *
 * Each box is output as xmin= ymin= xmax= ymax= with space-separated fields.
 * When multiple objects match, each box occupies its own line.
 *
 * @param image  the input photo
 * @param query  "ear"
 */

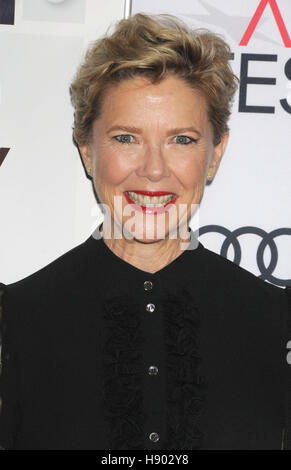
xmin=78 ymin=143 xmax=93 ymax=176
xmin=208 ymin=132 xmax=229 ymax=177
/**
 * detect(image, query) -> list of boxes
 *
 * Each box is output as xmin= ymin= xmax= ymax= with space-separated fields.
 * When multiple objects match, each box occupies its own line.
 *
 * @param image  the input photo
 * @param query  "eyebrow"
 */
xmin=106 ymin=125 xmax=201 ymax=137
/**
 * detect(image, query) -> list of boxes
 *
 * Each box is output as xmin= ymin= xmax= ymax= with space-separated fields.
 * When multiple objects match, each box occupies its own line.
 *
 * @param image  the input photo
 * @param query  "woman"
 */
xmin=0 ymin=13 xmax=290 ymax=450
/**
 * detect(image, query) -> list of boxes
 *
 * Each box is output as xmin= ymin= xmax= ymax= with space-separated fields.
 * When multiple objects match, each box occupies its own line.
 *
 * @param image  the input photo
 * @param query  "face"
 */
xmin=79 ymin=74 xmax=229 ymax=243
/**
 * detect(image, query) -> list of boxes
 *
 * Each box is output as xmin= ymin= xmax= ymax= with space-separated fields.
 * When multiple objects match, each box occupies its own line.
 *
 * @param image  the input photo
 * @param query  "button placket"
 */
xmin=143 ymin=279 xmax=163 ymax=447
xmin=144 ymin=281 xmax=155 ymax=314
xmin=144 ymin=280 xmax=157 ymax=378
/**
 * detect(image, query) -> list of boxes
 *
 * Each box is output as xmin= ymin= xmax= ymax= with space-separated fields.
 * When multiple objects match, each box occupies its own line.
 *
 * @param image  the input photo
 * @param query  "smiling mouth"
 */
xmin=125 ymin=190 xmax=177 ymax=207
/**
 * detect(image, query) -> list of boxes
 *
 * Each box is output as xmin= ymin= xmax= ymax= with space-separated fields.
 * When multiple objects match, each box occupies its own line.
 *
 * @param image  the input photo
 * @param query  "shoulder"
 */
xmin=0 ymin=235 xmax=92 ymax=316
xmin=195 ymin=245 xmax=291 ymax=370
xmin=198 ymin=243 xmax=288 ymax=317
xmin=0 ymin=235 xmax=96 ymax=352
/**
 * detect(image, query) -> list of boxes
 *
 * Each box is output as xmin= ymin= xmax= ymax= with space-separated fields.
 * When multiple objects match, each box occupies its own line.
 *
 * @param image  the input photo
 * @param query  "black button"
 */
xmin=146 ymin=303 xmax=155 ymax=312
xmin=144 ymin=280 xmax=153 ymax=291
xmin=149 ymin=432 xmax=159 ymax=442
xmin=148 ymin=365 xmax=159 ymax=375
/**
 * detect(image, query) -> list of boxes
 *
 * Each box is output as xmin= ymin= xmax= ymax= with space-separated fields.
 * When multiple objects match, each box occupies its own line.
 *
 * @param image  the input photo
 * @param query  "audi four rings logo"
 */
xmin=195 ymin=225 xmax=291 ymax=287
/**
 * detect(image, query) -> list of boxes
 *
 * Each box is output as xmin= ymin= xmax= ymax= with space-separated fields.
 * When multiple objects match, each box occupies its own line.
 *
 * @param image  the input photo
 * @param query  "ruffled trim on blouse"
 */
xmin=102 ymin=294 xmax=146 ymax=450
xmin=163 ymin=289 xmax=207 ymax=450
xmin=102 ymin=288 xmax=207 ymax=450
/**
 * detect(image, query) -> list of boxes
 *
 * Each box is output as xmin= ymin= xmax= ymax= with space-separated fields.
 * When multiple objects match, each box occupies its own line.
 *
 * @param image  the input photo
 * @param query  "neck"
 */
xmin=100 ymin=220 xmax=191 ymax=274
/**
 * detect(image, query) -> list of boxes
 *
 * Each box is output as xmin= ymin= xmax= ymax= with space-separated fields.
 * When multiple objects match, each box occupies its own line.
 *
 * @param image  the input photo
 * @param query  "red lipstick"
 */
xmin=123 ymin=190 xmax=178 ymax=215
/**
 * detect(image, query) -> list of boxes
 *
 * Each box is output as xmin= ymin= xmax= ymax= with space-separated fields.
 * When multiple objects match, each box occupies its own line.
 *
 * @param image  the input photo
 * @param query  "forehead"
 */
xmin=95 ymin=75 xmax=209 ymax=129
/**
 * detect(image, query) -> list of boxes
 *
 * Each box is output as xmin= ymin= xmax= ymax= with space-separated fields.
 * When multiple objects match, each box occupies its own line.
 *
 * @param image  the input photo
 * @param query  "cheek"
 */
xmin=173 ymin=155 xmax=207 ymax=190
xmin=95 ymin=148 xmax=133 ymax=187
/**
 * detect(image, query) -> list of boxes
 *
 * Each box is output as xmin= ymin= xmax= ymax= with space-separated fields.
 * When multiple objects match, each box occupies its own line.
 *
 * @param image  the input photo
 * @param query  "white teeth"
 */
xmin=127 ymin=191 xmax=175 ymax=206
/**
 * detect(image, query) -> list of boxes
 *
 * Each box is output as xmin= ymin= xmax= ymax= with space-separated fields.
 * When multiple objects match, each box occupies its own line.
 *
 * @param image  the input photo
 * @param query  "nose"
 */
xmin=135 ymin=143 xmax=171 ymax=181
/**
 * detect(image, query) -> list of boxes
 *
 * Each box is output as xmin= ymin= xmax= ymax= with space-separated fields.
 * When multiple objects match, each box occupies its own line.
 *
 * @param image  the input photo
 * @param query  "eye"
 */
xmin=113 ymin=134 xmax=134 ymax=144
xmin=175 ymin=135 xmax=197 ymax=145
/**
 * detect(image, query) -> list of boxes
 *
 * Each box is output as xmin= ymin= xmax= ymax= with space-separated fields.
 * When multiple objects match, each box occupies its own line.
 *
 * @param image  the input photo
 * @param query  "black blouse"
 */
xmin=0 ymin=226 xmax=290 ymax=450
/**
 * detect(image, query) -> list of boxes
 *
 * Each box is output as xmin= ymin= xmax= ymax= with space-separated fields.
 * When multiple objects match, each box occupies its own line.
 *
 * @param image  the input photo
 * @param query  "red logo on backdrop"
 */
xmin=240 ymin=0 xmax=291 ymax=47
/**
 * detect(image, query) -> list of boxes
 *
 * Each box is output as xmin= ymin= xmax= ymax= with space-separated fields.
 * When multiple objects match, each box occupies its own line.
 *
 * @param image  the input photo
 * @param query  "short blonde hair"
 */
xmin=69 ymin=13 xmax=239 ymax=147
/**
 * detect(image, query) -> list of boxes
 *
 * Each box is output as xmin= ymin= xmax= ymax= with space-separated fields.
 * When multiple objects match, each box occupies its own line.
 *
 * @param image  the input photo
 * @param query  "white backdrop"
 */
xmin=0 ymin=0 xmax=290 ymax=287
xmin=0 ymin=0 xmax=124 ymax=283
